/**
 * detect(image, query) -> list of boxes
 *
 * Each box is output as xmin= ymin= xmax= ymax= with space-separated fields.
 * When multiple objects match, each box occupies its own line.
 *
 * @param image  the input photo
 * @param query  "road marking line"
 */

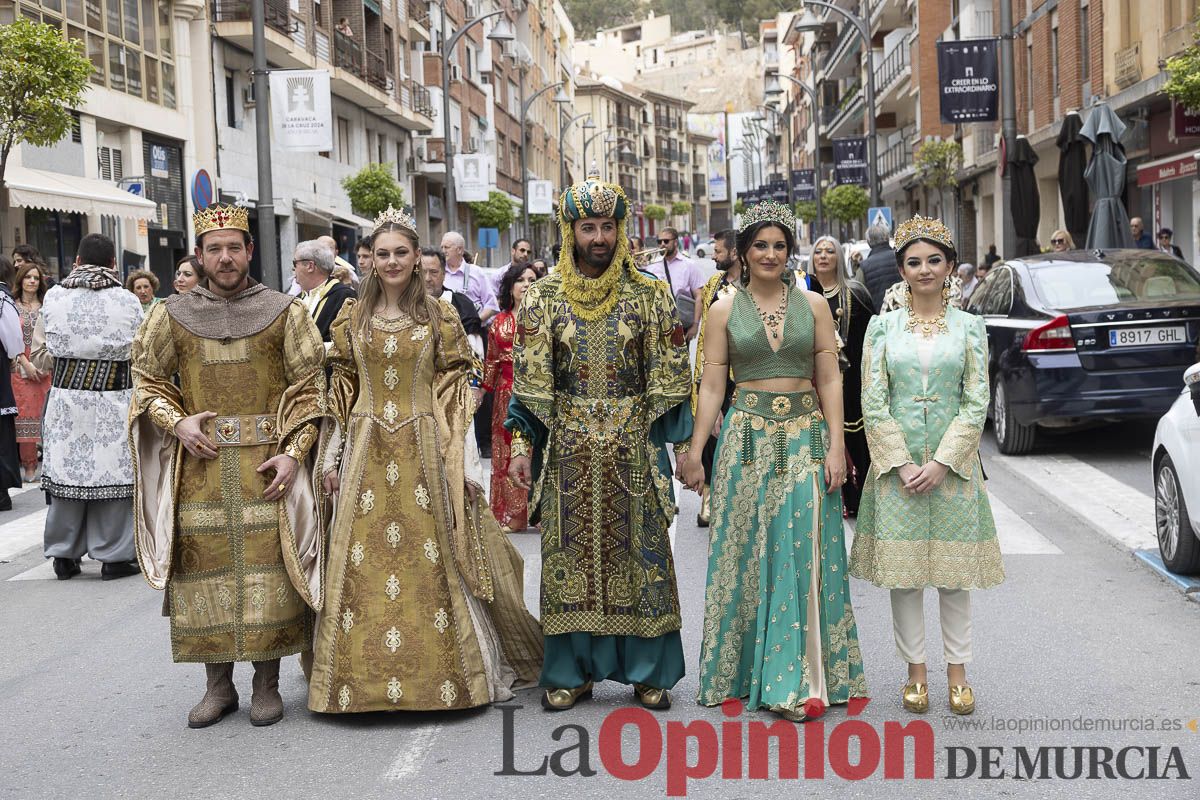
xmin=991 ymin=452 xmax=1156 ymax=551
xmin=990 ymin=492 xmax=1062 ymax=554
xmin=9 ymin=559 xmax=55 ymax=581
xmin=383 ymin=722 xmax=443 ymax=781
xmin=0 ymin=505 xmax=47 ymax=563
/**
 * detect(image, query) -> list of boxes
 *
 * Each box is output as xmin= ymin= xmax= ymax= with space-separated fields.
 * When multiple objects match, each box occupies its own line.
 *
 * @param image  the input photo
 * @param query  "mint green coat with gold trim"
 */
xmin=849 ymin=306 xmax=1005 ymax=589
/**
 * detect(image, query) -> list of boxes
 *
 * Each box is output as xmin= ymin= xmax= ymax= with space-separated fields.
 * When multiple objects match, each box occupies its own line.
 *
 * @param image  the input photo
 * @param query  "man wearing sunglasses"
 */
xmin=645 ymin=227 xmax=704 ymax=339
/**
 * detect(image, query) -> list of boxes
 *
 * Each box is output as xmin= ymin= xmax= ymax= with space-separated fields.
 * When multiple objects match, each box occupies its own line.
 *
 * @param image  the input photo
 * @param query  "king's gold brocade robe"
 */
xmin=130 ymin=288 xmax=328 ymax=664
xmin=308 ymin=300 xmax=541 ymax=713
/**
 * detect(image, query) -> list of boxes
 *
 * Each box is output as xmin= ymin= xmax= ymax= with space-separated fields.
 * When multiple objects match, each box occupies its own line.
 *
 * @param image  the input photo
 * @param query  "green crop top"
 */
xmin=727 ymin=284 xmax=814 ymax=383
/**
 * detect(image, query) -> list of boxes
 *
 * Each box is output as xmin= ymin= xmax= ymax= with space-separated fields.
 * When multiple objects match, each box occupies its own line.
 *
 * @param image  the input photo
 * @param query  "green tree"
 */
xmin=1164 ymin=25 xmax=1200 ymax=111
xmin=794 ymin=199 xmax=817 ymax=222
xmin=734 ymin=198 xmax=746 ymax=215
xmin=670 ymin=200 xmax=692 ymax=216
xmin=468 ymin=191 xmax=518 ymax=230
xmin=644 ymin=204 xmax=668 ymax=221
xmin=823 ymin=184 xmax=870 ymax=224
xmin=0 ymin=18 xmax=92 ymax=192
xmin=561 ymin=0 xmax=640 ymax=38
xmin=914 ymin=138 xmax=962 ymax=227
xmin=341 ymin=163 xmax=405 ymax=219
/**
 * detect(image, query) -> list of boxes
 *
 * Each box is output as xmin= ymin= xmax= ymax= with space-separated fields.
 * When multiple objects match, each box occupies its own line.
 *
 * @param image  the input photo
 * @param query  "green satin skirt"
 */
xmin=697 ymin=389 xmax=869 ymax=715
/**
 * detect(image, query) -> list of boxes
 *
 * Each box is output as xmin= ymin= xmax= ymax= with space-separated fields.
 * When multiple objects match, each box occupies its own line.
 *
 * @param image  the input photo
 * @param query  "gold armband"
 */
xmin=816 ymin=349 xmax=839 ymax=357
xmin=510 ymin=429 xmax=531 ymax=459
xmin=703 ymin=360 xmax=728 ymax=366
xmin=147 ymin=398 xmax=186 ymax=434
xmin=282 ymin=423 xmax=317 ymax=461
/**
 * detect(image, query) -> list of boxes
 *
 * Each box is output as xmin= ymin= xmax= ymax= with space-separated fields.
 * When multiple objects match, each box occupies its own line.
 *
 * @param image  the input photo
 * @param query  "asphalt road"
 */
xmin=2 ymin=413 xmax=1198 ymax=799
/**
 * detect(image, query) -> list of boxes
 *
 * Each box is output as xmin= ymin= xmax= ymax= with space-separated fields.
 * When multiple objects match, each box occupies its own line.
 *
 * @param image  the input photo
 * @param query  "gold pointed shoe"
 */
xmin=949 ymin=685 xmax=976 ymax=715
xmin=634 ymin=683 xmax=672 ymax=711
xmin=541 ymin=681 xmax=593 ymax=712
xmin=901 ymin=681 xmax=929 ymax=714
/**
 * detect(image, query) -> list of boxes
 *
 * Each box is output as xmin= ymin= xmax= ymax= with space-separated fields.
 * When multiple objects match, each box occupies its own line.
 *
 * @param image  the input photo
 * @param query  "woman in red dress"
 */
xmin=10 ymin=262 xmax=51 ymax=482
xmin=484 ymin=263 xmax=537 ymax=532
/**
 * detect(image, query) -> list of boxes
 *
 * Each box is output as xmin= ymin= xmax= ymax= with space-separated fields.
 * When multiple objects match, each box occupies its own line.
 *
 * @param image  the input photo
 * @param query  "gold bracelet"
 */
xmin=816 ymin=349 xmax=839 ymax=357
xmin=283 ymin=423 xmax=317 ymax=461
xmin=703 ymin=360 xmax=728 ymax=366
xmin=675 ymin=441 xmax=691 ymax=454
xmin=510 ymin=430 xmax=531 ymax=459
xmin=147 ymin=398 xmax=185 ymax=434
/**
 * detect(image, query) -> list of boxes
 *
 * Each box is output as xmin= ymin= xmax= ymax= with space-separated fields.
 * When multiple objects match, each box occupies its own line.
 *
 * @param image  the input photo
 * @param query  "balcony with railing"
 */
xmin=334 ymin=29 xmax=364 ymax=77
xmin=618 ymin=150 xmax=640 ymax=166
xmin=211 ymin=0 xmax=291 ymax=35
xmin=820 ymin=18 xmax=862 ymax=81
xmin=366 ymin=48 xmax=393 ymax=92
xmin=821 ymin=80 xmax=863 ymax=138
xmin=879 ymin=138 xmax=912 ymax=182
xmin=616 ymin=113 xmax=637 ymax=131
xmin=874 ymin=44 xmax=910 ymax=96
xmin=408 ymin=0 xmax=430 ymax=30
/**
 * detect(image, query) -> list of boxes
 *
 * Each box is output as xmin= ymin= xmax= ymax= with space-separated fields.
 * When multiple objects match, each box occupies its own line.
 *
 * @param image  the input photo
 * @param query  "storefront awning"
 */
xmin=4 ymin=164 xmax=158 ymax=221
xmin=293 ymin=201 xmax=373 ymax=231
xmin=1136 ymin=149 xmax=1200 ymax=187
xmin=334 ymin=211 xmax=374 ymax=230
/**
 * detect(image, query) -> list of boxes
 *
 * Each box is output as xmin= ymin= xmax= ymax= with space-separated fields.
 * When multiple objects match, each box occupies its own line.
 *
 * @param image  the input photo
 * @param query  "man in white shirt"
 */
xmin=440 ymin=231 xmax=498 ymax=323
xmin=645 ymin=226 xmax=705 ymax=339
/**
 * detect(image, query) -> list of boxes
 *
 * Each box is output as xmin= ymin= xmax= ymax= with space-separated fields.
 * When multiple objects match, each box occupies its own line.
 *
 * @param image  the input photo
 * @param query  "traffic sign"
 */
xmin=868 ymin=206 xmax=893 ymax=231
xmin=191 ymin=168 xmax=213 ymax=211
xmin=477 ymin=227 xmax=500 ymax=250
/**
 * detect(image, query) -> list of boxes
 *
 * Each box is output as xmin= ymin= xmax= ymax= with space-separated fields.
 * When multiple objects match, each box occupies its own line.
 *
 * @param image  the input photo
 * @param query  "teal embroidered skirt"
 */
xmin=697 ymin=389 xmax=869 ymax=715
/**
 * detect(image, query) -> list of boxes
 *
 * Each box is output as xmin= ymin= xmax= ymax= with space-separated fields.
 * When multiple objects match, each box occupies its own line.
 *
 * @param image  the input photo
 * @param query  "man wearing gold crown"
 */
xmin=129 ymin=203 xmax=329 ymax=728
xmin=506 ymin=173 xmax=693 ymax=711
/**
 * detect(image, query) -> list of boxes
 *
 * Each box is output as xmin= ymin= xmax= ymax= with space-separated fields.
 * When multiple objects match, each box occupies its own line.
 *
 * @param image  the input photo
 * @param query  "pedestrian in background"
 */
xmin=483 ymin=262 xmax=536 ymax=533
xmin=441 ymin=231 xmax=497 ymax=323
xmin=982 ymin=244 xmax=1000 ymax=269
xmin=850 ymin=215 xmax=1004 ymax=717
xmin=11 ymin=244 xmax=47 ymax=276
xmin=35 ymin=234 xmax=143 ymax=579
xmin=683 ymin=201 xmax=868 ymax=723
xmin=858 ymin=222 xmax=895 ymax=311
xmin=0 ymin=256 xmax=25 ymax=509
xmin=318 ymin=235 xmax=360 ymax=288
xmin=126 ymin=269 xmax=161 ymax=313
xmin=11 ymin=259 xmax=51 ymax=483
xmin=1158 ymin=228 xmax=1185 ymax=259
xmin=1131 ymin=217 xmax=1154 ymax=249
xmin=646 ymin=226 xmax=704 ymax=339
xmin=958 ymin=263 xmax=979 ymax=305
xmin=355 ymin=236 xmax=373 ymax=278
xmin=530 ymin=257 xmax=549 ymax=279
xmin=1049 ymin=229 xmax=1075 ymax=253
xmin=173 ymin=255 xmax=201 ymax=293
xmin=805 ymin=235 xmax=875 ymax=516
xmin=291 ymin=239 xmax=356 ymax=342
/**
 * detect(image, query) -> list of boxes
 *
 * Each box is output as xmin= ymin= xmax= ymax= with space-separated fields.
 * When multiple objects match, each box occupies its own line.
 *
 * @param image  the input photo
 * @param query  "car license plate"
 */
xmin=1108 ymin=325 xmax=1187 ymax=347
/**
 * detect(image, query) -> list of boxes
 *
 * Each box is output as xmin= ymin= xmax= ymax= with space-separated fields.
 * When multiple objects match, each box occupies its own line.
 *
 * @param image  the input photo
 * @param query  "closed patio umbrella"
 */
xmin=1080 ymin=102 xmax=1134 ymax=250
xmin=1056 ymin=111 xmax=1089 ymax=246
xmin=1009 ymin=135 xmax=1041 ymax=257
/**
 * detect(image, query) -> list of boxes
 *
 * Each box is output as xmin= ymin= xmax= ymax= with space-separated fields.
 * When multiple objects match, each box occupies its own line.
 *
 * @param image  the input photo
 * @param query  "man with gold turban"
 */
xmin=130 ymin=203 xmax=328 ymax=728
xmin=506 ymin=173 xmax=692 ymax=711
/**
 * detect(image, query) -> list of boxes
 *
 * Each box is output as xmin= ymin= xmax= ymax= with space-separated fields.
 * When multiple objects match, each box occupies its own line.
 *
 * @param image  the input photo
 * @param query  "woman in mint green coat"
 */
xmin=850 ymin=215 xmax=1004 ymax=718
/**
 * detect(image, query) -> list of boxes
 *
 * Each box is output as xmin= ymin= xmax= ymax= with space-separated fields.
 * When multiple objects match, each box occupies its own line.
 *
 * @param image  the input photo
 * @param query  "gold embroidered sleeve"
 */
xmin=510 ymin=429 xmax=531 ymax=459
xmin=147 ymin=397 xmax=185 ymax=433
xmin=861 ymin=315 xmax=914 ymax=477
xmin=277 ymin=302 xmax=328 ymax=444
xmin=282 ymin=423 xmax=318 ymax=461
xmin=644 ymin=279 xmax=692 ymax=423
xmin=934 ymin=315 xmax=990 ymax=479
xmin=511 ymin=279 xmax=555 ymax=423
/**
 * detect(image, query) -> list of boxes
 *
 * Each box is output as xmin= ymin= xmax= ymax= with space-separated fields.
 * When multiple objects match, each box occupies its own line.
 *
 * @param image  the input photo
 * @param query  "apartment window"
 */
xmin=225 ymin=70 xmax=236 ymax=128
xmin=70 ymin=111 xmax=82 ymax=143
xmin=337 ymin=117 xmax=351 ymax=163
xmin=378 ymin=134 xmax=387 ymax=165
xmin=313 ymin=0 xmax=324 ymax=28
xmin=1051 ymin=14 xmax=1060 ymax=97
xmin=1026 ymin=37 xmax=1033 ymax=112
xmin=1080 ymin=3 xmax=1091 ymax=81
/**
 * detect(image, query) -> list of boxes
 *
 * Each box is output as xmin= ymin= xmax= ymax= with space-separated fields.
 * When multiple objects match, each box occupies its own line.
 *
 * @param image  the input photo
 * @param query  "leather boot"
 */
xmin=250 ymin=659 xmax=284 ymax=726
xmin=188 ymin=663 xmax=238 ymax=729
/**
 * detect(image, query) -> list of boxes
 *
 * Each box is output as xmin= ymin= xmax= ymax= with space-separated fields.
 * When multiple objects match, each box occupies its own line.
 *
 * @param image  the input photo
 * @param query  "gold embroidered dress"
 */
xmin=850 ymin=306 xmax=1005 ymax=588
xmin=130 ymin=286 xmax=328 ymax=663
xmin=308 ymin=299 xmax=541 ymax=713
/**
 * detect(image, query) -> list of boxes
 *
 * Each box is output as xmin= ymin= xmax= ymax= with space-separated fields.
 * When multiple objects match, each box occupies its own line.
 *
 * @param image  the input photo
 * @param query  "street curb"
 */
xmin=1132 ymin=549 xmax=1200 ymax=603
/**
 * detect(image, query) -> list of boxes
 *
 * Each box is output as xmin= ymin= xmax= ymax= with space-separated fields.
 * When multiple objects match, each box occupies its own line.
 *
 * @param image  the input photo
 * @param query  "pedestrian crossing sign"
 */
xmin=868 ymin=206 xmax=893 ymax=231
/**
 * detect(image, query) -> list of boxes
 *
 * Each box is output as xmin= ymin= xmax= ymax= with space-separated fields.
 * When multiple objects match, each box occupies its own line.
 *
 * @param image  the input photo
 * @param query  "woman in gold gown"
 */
xmin=309 ymin=208 xmax=541 ymax=713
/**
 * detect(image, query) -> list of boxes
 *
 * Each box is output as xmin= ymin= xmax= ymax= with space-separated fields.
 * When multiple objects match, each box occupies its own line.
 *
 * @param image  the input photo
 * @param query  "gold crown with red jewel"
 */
xmin=893 ymin=214 xmax=955 ymax=253
xmin=193 ymin=203 xmax=250 ymax=237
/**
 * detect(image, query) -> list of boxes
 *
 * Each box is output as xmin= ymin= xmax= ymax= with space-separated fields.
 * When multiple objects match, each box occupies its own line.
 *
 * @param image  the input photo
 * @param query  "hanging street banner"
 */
xmin=455 ymin=154 xmax=491 ymax=202
xmin=833 ymin=137 xmax=868 ymax=186
xmin=936 ymin=38 xmax=1000 ymax=123
xmin=527 ymin=179 xmax=554 ymax=214
xmin=269 ymin=69 xmax=333 ymax=152
xmin=791 ymin=169 xmax=816 ymax=201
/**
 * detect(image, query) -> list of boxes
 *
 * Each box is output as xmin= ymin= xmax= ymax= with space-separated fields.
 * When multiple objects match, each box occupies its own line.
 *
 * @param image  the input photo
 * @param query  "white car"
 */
xmin=1151 ymin=362 xmax=1200 ymax=574
xmin=694 ymin=237 xmax=716 ymax=258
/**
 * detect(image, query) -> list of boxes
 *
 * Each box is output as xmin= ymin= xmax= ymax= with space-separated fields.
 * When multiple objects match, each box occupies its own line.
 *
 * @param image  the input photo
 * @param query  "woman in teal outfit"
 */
xmin=849 ymin=215 xmax=1004 ymax=717
xmin=682 ymin=200 xmax=869 ymax=723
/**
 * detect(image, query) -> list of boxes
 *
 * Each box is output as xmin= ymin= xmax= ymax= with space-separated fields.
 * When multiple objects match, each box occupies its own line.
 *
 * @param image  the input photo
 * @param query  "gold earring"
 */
xmin=942 ymin=276 xmax=952 ymax=304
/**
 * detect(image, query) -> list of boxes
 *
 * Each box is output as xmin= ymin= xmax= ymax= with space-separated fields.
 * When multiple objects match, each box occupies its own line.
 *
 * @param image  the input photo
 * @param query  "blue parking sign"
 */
xmin=868 ymin=206 xmax=893 ymax=231
xmin=477 ymin=227 xmax=500 ymax=250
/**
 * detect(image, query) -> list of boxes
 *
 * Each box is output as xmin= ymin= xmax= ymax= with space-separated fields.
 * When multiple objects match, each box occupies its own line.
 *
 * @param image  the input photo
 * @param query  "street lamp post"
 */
xmin=793 ymin=1 xmax=879 ymax=207
xmin=518 ymin=77 xmax=570 ymax=237
xmin=250 ymin=0 xmax=279 ymax=288
xmin=767 ymin=72 xmax=825 ymax=232
xmin=603 ymin=142 xmax=634 ymax=182
xmin=558 ymin=112 xmax=591 ymax=190
xmin=581 ymin=124 xmax=606 ymax=171
xmin=440 ymin=5 xmax=514 ymax=233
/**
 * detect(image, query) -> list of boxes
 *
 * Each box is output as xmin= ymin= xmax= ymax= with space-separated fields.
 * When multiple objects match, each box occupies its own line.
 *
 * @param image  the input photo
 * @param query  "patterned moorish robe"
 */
xmin=130 ymin=284 xmax=328 ymax=663
xmin=506 ymin=266 xmax=693 ymax=689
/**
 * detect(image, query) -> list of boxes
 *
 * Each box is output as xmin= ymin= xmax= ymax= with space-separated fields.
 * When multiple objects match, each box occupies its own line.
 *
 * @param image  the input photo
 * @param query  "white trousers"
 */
xmin=889 ymin=588 xmax=972 ymax=665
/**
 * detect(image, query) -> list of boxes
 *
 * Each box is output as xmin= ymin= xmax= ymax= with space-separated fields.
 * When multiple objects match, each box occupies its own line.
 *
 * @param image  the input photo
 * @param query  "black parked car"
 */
xmin=966 ymin=249 xmax=1200 ymax=454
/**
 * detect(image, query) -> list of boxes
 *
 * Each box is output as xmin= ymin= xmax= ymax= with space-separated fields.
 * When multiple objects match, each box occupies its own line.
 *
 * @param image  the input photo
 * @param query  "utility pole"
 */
xmin=251 ymin=0 xmax=279 ymax=289
xmin=999 ymin=0 xmax=1018 ymax=260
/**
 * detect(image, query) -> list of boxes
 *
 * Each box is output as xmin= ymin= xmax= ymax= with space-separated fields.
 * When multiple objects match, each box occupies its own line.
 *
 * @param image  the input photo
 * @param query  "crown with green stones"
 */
xmin=738 ymin=199 xmax=795 ymax=233
xmin=372 ymin=205 xmax=418 ymax=234
xmin=893 ymin=214 xmax=955 ymax=253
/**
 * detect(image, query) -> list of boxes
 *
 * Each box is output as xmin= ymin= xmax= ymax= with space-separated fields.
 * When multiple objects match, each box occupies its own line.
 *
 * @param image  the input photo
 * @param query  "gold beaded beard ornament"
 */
xmin=556 ymin=171 xmax=653 ymax=320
